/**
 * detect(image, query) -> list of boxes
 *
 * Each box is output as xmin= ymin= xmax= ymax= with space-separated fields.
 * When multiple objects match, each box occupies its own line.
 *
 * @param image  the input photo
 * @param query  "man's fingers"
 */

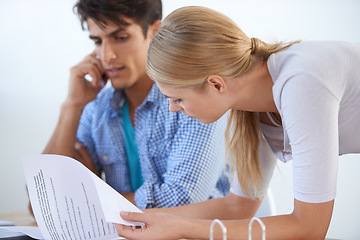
xmin=86 ymin=68 xmax=103 ymax=88
xmin=90 ymin=50 xmax=97 ymax=57
xmin=80 ymin=53 xmax=104 ymax=73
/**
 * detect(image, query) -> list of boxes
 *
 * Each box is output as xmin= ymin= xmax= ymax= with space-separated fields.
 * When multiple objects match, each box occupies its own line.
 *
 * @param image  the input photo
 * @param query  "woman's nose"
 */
xmin=169 ymin=101 xmax=181 ymax=112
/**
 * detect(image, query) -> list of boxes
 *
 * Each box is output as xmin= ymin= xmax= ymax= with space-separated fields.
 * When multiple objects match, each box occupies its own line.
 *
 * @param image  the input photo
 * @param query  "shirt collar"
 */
xmin=142 ymin=83 xmax=164 ymax=105
xmin=109 ymin=83 xmax=165 ymax=113
xmin=110 ymin=88 xmax=125 ymax=113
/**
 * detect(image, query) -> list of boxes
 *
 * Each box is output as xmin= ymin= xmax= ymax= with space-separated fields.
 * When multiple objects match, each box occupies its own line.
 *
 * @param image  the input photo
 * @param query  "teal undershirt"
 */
xmin=121 ymin=99 xmax=143 ymax=191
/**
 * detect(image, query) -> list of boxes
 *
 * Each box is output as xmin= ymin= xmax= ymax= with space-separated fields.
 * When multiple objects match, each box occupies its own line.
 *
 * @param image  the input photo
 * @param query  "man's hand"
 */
xmin=74 ymin=141 xmax=101 ymax=177
xmin=67 ymin=51 xmax=107 ymax=109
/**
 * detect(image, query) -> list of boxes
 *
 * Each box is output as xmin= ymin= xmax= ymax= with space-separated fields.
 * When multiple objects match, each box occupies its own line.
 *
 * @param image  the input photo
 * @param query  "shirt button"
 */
xmin=103 ymin=156 xmax=108 ymax=162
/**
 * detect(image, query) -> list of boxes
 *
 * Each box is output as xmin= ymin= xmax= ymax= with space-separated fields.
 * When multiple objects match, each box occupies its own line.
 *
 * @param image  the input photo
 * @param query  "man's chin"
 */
xmin=110 ymin=81 xmax=130 ymax=90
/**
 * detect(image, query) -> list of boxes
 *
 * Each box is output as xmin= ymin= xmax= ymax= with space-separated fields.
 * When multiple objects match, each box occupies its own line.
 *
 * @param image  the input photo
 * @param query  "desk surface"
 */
xmin=0 ymin=212 xmax=37 ymax=227
xmin=0 ymin=212 xmax=37 ymax=239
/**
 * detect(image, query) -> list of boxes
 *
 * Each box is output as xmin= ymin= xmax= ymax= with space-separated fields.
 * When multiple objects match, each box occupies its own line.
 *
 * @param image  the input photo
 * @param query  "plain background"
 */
xmin=1 ymin=0 xmax=359 ymax=239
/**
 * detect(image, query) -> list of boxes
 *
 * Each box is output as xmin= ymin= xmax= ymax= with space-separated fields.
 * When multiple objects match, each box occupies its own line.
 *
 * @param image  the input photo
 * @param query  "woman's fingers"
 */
xmin=121 ymin=211 xmax=148 ymax=223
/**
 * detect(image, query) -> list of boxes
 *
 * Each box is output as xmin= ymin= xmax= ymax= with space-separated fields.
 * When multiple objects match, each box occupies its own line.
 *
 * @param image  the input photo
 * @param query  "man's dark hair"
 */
xmin=73 ymin=0 xmax=162 ymax=38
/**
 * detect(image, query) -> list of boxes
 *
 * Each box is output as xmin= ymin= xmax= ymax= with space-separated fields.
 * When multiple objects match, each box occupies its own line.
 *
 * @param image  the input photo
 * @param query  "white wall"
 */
xmin=1 ymin=0 xmax=359 ymax=239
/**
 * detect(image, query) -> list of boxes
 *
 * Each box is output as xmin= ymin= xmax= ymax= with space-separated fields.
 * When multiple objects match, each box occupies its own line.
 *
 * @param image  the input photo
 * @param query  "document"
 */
xmin=0 ymin=226 xmax=42 ymax=239
xmin=22 ymin=154 xmax=144 ymax=240
xmin=0 ymin=220 xmax=14 ymax=226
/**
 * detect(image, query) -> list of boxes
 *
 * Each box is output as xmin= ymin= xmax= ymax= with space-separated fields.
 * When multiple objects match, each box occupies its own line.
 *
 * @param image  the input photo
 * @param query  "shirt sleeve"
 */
xmin=134 ymin=114 xmax=229 ymax=209
xmin=279 ymin=75 xmax=340 ymax=203
xmin=76 ymin=100 xmax=102 ymax=173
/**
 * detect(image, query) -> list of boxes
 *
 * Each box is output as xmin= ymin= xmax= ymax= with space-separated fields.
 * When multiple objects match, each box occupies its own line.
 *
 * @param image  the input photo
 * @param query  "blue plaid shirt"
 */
xmin=77 ymin=83 xmax=230 ymax=209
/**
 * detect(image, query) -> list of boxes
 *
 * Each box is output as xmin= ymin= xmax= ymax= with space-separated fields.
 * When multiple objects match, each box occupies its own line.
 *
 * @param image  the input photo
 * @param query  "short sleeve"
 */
xmin=279 ymin=76 xmax=339 ymax=203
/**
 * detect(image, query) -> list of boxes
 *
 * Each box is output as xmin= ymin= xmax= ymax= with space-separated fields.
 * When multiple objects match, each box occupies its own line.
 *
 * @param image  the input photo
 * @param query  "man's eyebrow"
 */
xmin=89 ymin=27 xmax=126 ymax=40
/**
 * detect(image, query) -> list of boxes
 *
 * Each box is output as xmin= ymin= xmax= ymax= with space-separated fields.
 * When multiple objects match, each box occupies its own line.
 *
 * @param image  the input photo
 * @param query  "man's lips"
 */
xmin=106 ymin=66 xmax=125 ymax=72
xmin=106 ymin=67 xmax=125 ymax=76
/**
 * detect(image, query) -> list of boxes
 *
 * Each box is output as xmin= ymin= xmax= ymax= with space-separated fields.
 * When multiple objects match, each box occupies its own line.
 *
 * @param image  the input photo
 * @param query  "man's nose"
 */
xmin=100 ymin=42 xmax=116 ymax=64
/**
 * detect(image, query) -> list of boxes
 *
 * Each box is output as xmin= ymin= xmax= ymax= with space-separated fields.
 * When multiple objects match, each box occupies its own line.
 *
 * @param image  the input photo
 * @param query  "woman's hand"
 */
xmin=115 ymin=211 xmax=190 ymax=240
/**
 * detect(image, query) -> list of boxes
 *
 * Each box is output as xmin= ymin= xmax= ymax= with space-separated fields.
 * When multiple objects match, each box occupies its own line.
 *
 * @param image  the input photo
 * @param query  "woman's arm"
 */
xmin=145 ymin=192 xmax=262 ymax=220
xmin=116 ymin=198 xmax=334 ymax=240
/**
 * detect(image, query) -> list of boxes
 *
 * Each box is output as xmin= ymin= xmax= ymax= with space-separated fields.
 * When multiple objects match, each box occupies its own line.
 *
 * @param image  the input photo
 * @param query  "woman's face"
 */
xmin=157 ymin=83 xmax=228 ymax=124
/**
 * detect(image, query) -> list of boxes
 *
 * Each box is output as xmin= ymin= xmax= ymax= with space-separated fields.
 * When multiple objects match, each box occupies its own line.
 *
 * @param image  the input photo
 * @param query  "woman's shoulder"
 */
xmin=269 ymin=41 xmax=360 ymax=104
xmin=268 ymin=41 xmax=360 ymax=77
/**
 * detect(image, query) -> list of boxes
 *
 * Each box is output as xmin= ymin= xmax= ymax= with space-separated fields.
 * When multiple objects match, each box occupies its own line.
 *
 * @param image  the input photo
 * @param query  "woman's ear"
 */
xmin=206 ymin=75 xmax=227 ymax=93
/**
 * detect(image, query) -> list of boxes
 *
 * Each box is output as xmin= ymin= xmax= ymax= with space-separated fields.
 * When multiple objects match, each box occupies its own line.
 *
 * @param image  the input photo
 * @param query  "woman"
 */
xmin=115 ymin=6 xmax=360 ymax=239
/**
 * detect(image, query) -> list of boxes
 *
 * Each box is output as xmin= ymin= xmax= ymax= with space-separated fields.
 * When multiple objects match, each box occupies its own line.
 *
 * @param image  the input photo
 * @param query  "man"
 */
xmin=42 ymin=0 xmax=229 ymax=209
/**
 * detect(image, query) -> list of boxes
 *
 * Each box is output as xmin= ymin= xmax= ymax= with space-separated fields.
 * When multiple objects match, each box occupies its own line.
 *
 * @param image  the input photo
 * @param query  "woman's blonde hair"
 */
xmin=147 ymin=6 xmax=299 ymax=198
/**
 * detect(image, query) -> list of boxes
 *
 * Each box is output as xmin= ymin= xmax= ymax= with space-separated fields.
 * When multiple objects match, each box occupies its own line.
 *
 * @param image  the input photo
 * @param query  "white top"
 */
xmin=231 ymin=41 xmax=360 ymax=203
xmin=230 ymin=139 xmax=277 ymax=198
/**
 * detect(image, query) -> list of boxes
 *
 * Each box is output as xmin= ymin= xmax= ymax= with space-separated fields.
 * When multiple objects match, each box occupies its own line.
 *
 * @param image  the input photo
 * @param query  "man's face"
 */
xmin=88 ymin=17 xmax=154 ymax=89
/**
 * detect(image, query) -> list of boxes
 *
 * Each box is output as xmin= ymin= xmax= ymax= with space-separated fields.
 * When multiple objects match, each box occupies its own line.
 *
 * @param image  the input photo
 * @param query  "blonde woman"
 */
xmin=115 ymin=6 xmax=360 ymax=239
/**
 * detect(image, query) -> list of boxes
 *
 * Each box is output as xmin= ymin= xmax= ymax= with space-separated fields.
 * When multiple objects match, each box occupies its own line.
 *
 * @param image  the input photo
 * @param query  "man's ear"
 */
xmin=206 ymin=75 xmax=227 ymax=93
xmin=149 ymin=19 xmax=162 ymax=37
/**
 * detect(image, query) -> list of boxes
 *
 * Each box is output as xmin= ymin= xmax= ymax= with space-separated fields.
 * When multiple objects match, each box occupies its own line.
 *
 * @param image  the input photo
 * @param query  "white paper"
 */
xmin=22 ymin=154 xmax=143 ymax=240
xmin=0 ymin=226 xmax=43 ymax=239
xmin=0 ymin=220 xmax=14 ymax=226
